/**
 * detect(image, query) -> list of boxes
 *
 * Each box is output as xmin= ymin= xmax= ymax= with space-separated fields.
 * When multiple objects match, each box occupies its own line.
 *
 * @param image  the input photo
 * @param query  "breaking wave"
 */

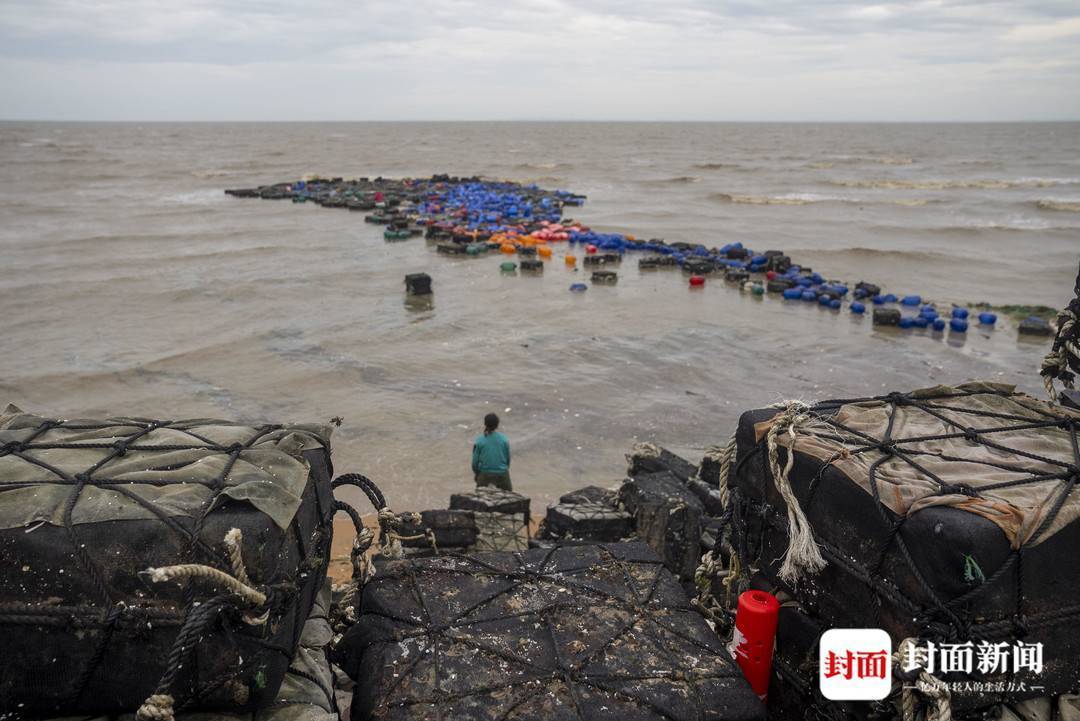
xmin=644 ymin=176 xmax=702 ymax=185
xmin=710 ymin=193 xmax=813 ymax=205
xmin=1036 ymin=199 xmax=1080 ymax=213
xmin=829 ymin=178 xmax=1079 ymax=190
xmin=514 ymin=162 xmax=574 ymax=171
xmin=807 ymin=156 xmax=915 ymax=169
xmin=692 ymin=162 xmax=742 ymax=170
xmin=710 ymin=192 xmax=939 ymax=207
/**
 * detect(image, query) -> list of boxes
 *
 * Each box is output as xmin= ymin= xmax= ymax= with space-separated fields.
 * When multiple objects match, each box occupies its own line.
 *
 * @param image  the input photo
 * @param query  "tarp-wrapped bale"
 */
xmin=728 ymin=382 xmax=1080 ymax=709
xmin=336 ymin=543 xmax=765 ymax=721
xmin=0 ymin=406 xmax=337 ymax=716
xmin=45 ymin=581 xmax=340 ymax=721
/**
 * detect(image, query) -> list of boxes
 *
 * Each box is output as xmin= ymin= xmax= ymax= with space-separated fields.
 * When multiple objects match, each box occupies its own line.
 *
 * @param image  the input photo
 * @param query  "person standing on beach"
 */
xmin=472 ymin=413 xmax=512 ymax=490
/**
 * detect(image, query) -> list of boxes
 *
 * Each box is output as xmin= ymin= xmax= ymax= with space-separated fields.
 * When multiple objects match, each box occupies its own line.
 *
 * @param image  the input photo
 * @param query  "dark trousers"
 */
xmin=475 ymin=471 xmax=512 ymax=491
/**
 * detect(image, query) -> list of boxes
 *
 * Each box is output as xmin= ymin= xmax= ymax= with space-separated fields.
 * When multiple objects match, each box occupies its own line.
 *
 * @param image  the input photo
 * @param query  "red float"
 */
xmin=689 ymin=275 xmax=706 ymax=287
xmin=730 ymin=590 xmax=780 ymax=699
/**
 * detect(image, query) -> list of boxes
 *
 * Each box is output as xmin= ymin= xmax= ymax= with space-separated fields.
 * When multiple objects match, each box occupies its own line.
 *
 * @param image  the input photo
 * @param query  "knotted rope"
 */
xmin=137 ymin=530 xmax=270 ymax=721
xmin=378 ymin=508 xmax=423 ymax=560
xmin=897 ymin=638 xmax=952 ymax=721
xmin=704 ymin=431 xmax=738 ymax=508
xmin=766 ymin=401 xmax=828 ymax=584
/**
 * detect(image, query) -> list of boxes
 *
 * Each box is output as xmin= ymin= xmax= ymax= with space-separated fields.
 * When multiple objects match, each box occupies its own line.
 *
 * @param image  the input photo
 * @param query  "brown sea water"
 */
xmin=1 ymin=121 xmax=1078 ymax=511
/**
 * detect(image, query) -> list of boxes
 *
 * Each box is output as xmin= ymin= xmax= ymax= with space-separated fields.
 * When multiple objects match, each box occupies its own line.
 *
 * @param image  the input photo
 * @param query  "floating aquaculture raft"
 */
xmin=0 ymin=406 xmax=336 ymax=716
xmin=336 ymin=543 xmax=765 ymax=721
xmin=726 ymin=382 xmax=1080 ymax=711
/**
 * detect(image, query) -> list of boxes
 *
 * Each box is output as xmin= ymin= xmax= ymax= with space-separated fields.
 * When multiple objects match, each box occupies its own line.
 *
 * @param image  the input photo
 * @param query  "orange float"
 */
xmin=565 ymin=254 xmax=577 ymax=266
xmin=500 ymin=243 xmax=516 ymax=254
xmin=538 ymin=246 xmax=553 ymax=259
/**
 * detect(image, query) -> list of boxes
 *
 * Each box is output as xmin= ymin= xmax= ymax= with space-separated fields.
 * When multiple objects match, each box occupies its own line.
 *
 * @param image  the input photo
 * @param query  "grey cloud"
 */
xmin=0 ymin=0 xmax=1077 ymax=119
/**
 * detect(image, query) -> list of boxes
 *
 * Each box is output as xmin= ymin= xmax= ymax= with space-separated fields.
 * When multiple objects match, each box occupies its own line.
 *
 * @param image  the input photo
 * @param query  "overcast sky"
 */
xmin=1 ymin=0 xmax=1078 ymax=121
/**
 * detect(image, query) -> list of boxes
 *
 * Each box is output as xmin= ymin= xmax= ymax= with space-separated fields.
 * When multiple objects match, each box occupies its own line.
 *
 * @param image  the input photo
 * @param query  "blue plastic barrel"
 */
xmin=801 ymin=291 xmax=817 ymax=302
xmin=871 ymin=295 xmax=885 ymax=305
xmin=570 ymin=283 xmax=588 ymax=292
xmin=901 ymin=295 xmax=921 ymax=306
xmin=952 ymin=308 xmax=969 ymax=319
xmin=899 ymin=317 xmax=915 ymax=329
xmin=933 ymin=318 xmax=947 ymax=331
xmin=851 ymin=301 xmax=866 ymax=314
xmin=818 ymin=295 xmax=832 ymax=306
xmin=829 ymin=299 xmax=842 ymax=309
xmin=783 ymin=288 xmax=802 ymax=300
xmin=913 ymin=317 xmax=929 ymax=328
xmin=950 ymin=318 xmax=968 ymax=332
xmin=978 ymin=312 xmax=997 ymax=325
xmin=883 ymin=294 xmax=898 ymax=303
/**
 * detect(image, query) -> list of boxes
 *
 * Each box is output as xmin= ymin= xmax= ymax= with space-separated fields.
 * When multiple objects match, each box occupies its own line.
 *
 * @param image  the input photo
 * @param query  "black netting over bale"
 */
xmin=42 ymin=580 xmax=341 ymax=721
xmin=542 ymin=502 xmax=633 ymax=542
xmin=472 ymin=511 xmax=530 ymax=552
xmin=396 ymin=510 xmax=478 ymax=549
xmin=619 ymin=472 xmax=704 ymax=581
xmin=728 ymin=381 xmax=1080 ymax=707
xmin=450 ymin=488 xmax=530 ymax=527
xmin=0 ymin=406 xmax=338 ymax=716
xmin=336 ymin=543 xmax=765 ymax=721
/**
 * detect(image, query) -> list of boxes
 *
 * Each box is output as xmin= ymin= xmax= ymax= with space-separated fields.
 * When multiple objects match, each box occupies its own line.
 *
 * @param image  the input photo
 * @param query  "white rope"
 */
xmin=222 ymin=527 xmax=251 ymax=587
xmin=145 ymin=564 xmax=267 ymax=608
xmin=766 ymin=401 xmax=827 ymax=584
xmin=897 ymin=638 xmax=952 ymax=721
xmin=136 ymin=693 xmax=175 ymax=721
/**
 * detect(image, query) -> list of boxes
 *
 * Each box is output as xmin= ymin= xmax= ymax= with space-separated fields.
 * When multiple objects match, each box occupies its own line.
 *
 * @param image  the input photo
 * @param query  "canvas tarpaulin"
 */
xmin=726 ymin=381 xmax=1080 ymax=708
xmin=0 ymin=406 xmax=339 ymax=715
xmin=751 ymin=381 xmax=1080 ymax=548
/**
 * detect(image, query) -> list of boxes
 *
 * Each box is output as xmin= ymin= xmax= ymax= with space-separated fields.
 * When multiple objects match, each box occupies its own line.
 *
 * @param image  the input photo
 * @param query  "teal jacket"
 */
xmin=472 ymin=431 xmax=511 ymax=474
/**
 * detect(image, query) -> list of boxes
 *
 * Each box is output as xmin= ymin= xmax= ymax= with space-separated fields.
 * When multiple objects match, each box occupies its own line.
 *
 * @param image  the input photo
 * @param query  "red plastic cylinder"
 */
xmin=689 ymin=275 xmax=705 ymax=287
xmin=766 ymin=270 xmax=777 ymax=280
xmin=730 ymin=590 xmax=780 ymax=699
xmin=586 ymin=244 xmax=598 ymax=254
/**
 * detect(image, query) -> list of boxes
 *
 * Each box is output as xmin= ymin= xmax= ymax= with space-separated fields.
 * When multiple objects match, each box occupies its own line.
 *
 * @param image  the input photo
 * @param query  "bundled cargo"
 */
xmin=725 ymin=382 xmax=1080 ymax=713
xmin=336 ymin=543 xmax=765 ymax=721
xmin=449 ymin=488 xmax=531 ymax=552
xmin=619 ymin=471 xmax=704 ymax=580
xmin=0 ymin=405 xmax=358 ymax=717
xmin=395 ymin=509 xmax=479 ymax=549
xmin=626 ymin=442 xmax=698 ymax=482
xmin=541 ymin=500 xmax=633 ymax=542
xmin=45 ymin=581 xmax=341 ymax=721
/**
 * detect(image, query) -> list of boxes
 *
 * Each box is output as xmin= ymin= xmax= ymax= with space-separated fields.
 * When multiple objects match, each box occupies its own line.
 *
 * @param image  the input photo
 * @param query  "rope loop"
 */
xmin=0 ymin=441 xmax=26 ymax=455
